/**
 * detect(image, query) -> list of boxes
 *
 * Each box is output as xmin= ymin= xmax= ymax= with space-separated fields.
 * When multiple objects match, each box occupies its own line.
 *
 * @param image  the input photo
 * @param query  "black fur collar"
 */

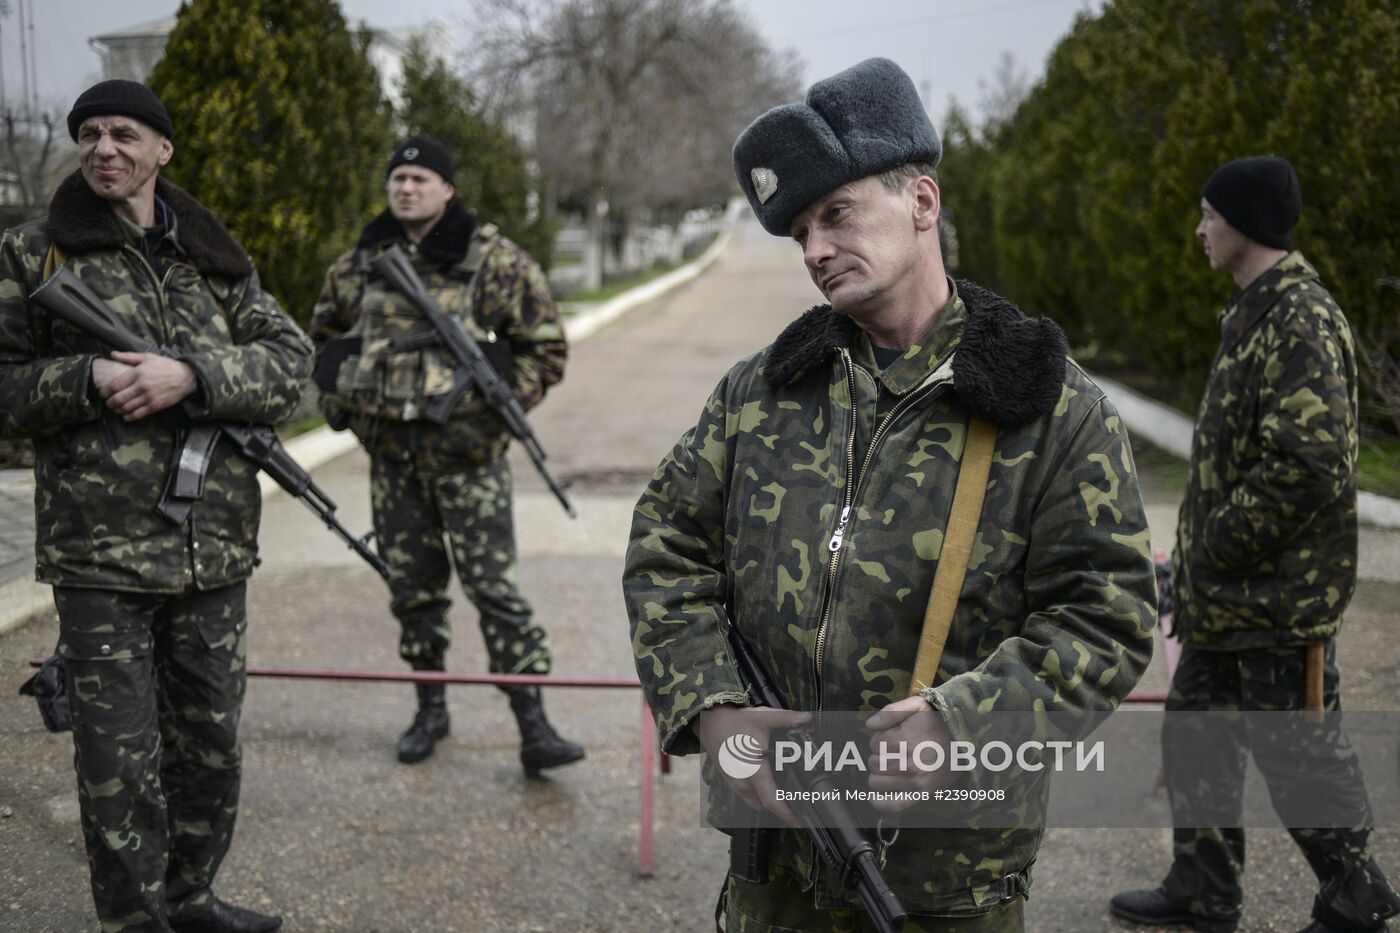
xmin=763 ymin=279 xmax=1068 ymax=428
xmin=357 ymin=196 xmax=478 ymax=265
xmin=47 ymin=170 xmax=253 ymax=278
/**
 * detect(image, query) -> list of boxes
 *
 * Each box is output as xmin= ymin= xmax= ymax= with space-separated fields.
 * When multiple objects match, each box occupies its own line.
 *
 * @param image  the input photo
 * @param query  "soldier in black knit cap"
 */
xmin=2 ymin=78 xmax=308 ymax=933
xmin=1111 ymin=156 xmax=1400 ymax=933
xmin=308 ymin=135 xmax=584 ymax=774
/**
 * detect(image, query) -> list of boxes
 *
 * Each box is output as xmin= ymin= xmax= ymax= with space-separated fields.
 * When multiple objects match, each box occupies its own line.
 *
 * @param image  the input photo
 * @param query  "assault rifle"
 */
xmin=724 ymin=622 xmax=908 ymax=933
xmin=368 ymin=246 xmax=576 ymax=518
xmin=29 ymin=266 xmax=390 ymax=581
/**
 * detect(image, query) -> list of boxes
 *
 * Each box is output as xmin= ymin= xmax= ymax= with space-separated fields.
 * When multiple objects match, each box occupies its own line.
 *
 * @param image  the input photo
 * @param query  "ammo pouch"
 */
xmin=320 ymin=227 xmax=510 ymax=423
xmin=19 ymin=653 xmax=72 ymax=733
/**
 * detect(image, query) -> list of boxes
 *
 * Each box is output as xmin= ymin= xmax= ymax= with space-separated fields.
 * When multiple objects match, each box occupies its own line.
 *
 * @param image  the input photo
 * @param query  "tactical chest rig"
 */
xmin=320 ymin=224 xmax=511 ymax=423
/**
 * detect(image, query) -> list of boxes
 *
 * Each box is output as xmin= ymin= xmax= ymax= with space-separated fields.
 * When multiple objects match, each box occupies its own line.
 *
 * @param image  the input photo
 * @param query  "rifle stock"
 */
xmin=29 ymin=266 xmax=390 ymax=582
xmin=368 ymin=246 xmax=576 ymax=518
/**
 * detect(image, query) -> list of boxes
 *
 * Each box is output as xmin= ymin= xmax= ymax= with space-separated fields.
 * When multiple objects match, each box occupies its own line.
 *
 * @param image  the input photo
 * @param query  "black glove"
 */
xmin=18 ymin=654 xmax=71 ymax=733
xmin=312 ymin=335 xmax=361 ymax=393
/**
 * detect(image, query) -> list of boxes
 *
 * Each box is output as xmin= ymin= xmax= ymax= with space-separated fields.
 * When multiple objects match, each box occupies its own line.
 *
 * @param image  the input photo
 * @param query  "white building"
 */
xmin=89 ymin=15 xmax=427 ymax=109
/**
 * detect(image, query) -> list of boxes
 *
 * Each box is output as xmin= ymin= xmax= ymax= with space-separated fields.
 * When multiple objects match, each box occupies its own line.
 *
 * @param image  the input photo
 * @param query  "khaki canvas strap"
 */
xmin=909 ymin=415 xmax=998 ymax=696
xmin=1304 ymin=643 xmax=1325 ymax=716
xmin=42 ymin=243 xmax=68 ymax=281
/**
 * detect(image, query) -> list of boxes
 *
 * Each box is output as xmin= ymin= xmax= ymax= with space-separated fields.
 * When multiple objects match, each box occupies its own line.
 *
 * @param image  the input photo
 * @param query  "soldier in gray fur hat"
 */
xmin=624 ymin=58 xmax=1156 ymax=932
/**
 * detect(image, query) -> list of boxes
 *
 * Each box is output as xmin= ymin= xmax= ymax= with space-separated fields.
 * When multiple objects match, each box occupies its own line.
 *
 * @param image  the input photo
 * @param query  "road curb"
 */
xmin=1094 ymin=373 xmax=1400 ymax=530
xmin=562 ymin=197 xmax=743 ymax=345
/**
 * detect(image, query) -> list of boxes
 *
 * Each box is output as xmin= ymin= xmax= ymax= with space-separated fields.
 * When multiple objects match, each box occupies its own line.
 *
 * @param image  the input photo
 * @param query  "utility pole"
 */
xmin=0 ymin=0 xmax=9 ymax=110
xmin=26 ymin=0 xmax=36 ymax=114
xmin=16 ymin=0 xmax=28 ymax=116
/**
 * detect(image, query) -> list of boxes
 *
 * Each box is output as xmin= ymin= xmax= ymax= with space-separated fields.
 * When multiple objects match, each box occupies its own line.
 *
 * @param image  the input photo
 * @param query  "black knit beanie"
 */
xmin=1202 ymin=156 xmax=1301 ymax=250
xmin=67 ymin=79 xmax=173 ymax=142
xmin=386 ymin=136 xmax=454 ymax=185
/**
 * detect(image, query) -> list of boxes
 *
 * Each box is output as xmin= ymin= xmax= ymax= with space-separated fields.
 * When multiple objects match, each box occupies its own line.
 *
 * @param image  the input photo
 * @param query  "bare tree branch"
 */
xmin=466 ymin=0 xmax=800 ymax=213
xmin=1 ymin=106 xmax=65 ymax=224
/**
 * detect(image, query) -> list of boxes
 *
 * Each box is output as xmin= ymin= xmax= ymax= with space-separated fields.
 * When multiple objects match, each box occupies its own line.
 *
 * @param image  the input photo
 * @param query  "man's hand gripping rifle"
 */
xmin=725 ymin=621 xmax=908 ymax=933
xmin=29 ymin=266 xmax=389 ymax=581
xmin=368 ymin=245 xmax=575 ymax=518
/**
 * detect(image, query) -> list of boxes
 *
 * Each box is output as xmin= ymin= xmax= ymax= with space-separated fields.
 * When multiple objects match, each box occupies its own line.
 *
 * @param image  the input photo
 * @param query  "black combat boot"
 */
xmin=169 ymin=897 xmax=282 ymax=932
xmin=398 ymin=667 xmax=450 ymax=764
xmin=1297 ymin=893 xmax=1397 ymax=933
xmin=1109 ymin=887 xmax=1238 ymax=932
xmin=505 ymin=686 xmax=585 ymax=777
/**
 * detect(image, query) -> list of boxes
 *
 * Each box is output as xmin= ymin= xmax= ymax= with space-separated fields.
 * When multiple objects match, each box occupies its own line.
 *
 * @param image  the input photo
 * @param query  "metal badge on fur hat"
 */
xmin=732 ymin=57 xmax=941 ymax=236
xmin=751 ymin=167 xmax=778 ymax=204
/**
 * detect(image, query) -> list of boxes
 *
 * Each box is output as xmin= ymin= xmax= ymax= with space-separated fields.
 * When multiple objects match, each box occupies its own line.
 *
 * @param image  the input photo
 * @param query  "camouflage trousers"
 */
xmin=724 ymin=867 xmax=1025 ymax=932
xmin=1162 ymin=642 xmax=1400 ymax=929
xmin=55 ymin=583 xmax=248 ymax=933
xmin=370 ymin=452 xmax=550 ymax=674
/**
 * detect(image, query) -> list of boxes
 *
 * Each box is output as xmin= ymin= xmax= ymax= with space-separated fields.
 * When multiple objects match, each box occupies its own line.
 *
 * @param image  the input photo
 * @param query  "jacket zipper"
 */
xmin=123 ymin=245 xmax=183 ymax=346
xmin=122 ymin=247 xmax=204 ymax=563
xmin=812 ymin=351 xmax=860 ymax=707
xmin=812 ymin=353 xmax=953 ymax=709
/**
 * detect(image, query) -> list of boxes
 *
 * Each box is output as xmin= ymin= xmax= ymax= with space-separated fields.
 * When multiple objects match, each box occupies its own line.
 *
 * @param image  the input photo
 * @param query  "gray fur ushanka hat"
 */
xmin=732 ymin=57 xmax=941 ymax=236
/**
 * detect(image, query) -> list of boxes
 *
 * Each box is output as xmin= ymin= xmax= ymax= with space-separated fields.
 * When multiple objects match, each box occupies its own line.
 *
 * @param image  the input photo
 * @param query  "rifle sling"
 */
xmin=908 ymin=416 xmax=997 ymax=697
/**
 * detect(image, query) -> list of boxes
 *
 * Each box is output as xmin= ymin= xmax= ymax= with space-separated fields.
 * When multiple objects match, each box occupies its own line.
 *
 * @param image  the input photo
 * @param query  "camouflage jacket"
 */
xmin=0 ymin=172 xmax=311 ymax=592
xmin=1172 ymin=252 xmax=1358 ymax=648
xmin=308 ymin=198 xmax=566 ymax=470
xmin=623 ymin=280 xmax=1156 ymax=914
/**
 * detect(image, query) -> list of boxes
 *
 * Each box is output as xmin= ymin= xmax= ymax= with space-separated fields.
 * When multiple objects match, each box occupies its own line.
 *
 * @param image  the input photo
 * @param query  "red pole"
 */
xmin=639 ymin=697 xmax=656 ymax=878
xmin=244 ymin=666 xmax=641 ymax=688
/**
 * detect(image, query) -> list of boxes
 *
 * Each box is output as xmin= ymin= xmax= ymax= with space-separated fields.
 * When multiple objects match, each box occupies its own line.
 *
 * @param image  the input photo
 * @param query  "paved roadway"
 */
xmin=2 ymin=214 xmax=1396 ymax=931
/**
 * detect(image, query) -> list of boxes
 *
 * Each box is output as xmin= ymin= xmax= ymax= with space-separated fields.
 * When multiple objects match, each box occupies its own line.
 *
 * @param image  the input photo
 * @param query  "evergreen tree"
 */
xmin=148 ymin=0 xmax=391 ymax=322
xmin=936 ymin=102 xmax=1000 ymax=286
xmin=949 ymin=0 xmax=1400 ymax=423
xmin=395 ymin=37 xmax=553 ymax=267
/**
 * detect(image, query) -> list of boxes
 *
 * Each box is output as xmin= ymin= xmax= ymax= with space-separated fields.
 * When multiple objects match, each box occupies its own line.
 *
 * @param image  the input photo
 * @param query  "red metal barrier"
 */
xmin=36 ymin=636 xmax=1175 ymax=879
xmin=245 ymin=667 xmax=640 ymax=688
xmin=29 ymin=659 xmax=665 ymax=877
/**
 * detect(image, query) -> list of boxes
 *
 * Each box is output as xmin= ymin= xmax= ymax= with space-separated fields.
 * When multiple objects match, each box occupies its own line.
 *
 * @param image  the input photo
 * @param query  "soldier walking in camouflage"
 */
xmin=1110 ymin=157 xmax=1400 ymax=933
xmin=0 ymin=81 xmax=310 ymax=933
xmin=622 ymin=59 xmax=1157 ymax=932
xmin=309 ymin=136 xmax=583 ymax=773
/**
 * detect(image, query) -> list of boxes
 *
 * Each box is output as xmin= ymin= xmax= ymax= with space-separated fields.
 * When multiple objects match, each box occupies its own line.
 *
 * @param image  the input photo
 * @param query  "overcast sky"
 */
xmin=2 ymin=0 xmax=1102 ymax=130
